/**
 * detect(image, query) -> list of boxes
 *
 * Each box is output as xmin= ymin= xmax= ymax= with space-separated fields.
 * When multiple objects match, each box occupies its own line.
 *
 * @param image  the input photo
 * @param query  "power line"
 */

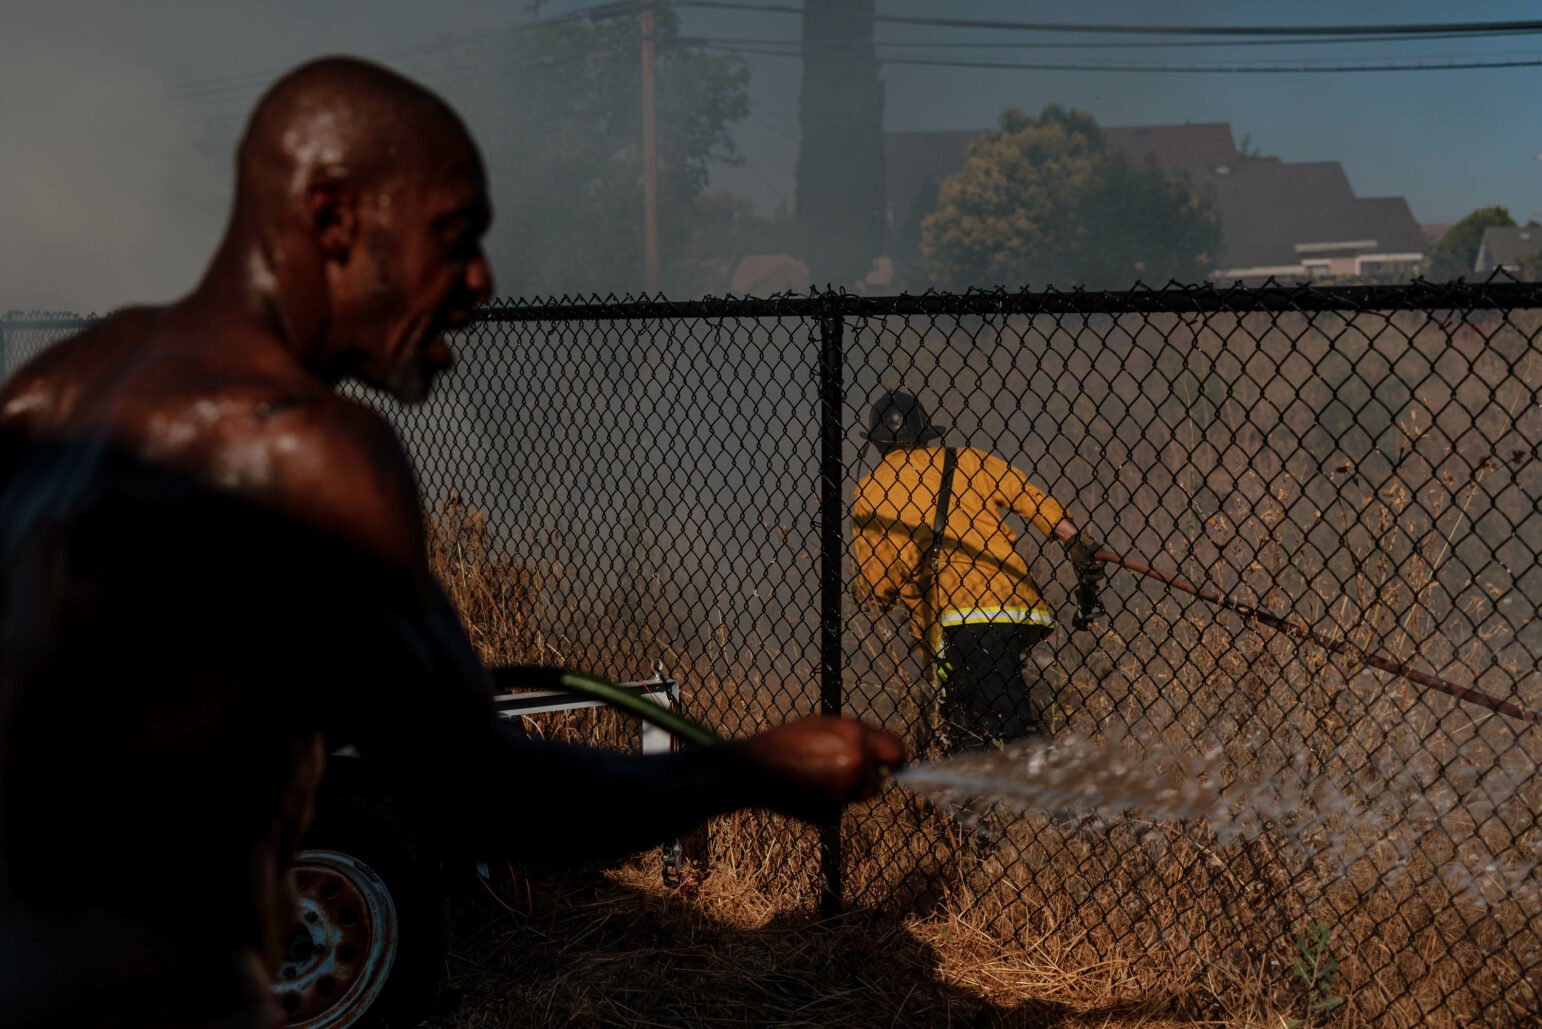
xmin=696 ymin=35 xmax=1542 ymax=68
xmin=674 ymin=1 xmax=1542 ymax=39
xmin=698 ymin=41 xmax=1542 ymax=74
xmin=684 ymin=29 xmax=1542 ymax=51
xmin=163 ymin=2 xmax=1542 ymax=103
xmin=178 ymin=0 xmax=1542 ymax=105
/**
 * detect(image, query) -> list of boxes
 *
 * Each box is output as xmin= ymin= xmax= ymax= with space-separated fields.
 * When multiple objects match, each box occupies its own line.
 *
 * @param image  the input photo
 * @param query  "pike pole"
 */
xmin=1090 ymin=548 xmax=1542 ymax=727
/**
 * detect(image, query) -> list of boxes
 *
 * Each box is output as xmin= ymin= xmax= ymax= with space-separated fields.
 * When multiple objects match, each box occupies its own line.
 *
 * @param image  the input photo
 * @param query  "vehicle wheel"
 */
xmin=275 ymin=792 xmax=446 ymax=1028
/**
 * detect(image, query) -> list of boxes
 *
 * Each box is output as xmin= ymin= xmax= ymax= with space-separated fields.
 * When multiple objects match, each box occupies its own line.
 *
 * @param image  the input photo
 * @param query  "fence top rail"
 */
xmin=2 ymin=320 xmax=91 ymax=332
xmin=473 ymin=277 xmax=1542 ymax=323
xmin=8 ymin=278 xmax=1542 ymax=333
xmin=0 ymin=311 xmax=93 ymax=331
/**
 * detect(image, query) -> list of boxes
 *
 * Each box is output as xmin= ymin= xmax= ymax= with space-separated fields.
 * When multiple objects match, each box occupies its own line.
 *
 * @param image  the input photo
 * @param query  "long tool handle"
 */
xmin=1095 ymin=549 xmax=1541 ymax=726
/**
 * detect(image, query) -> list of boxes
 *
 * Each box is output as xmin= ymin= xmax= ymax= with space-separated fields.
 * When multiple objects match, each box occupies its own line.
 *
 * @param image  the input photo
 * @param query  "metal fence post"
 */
xmin=817 ymin=301 xmax=845 ymax=918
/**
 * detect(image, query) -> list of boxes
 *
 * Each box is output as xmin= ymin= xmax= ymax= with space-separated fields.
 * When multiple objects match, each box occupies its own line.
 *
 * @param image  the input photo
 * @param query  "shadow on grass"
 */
xmin=426 ymin=856 xmax=1210 ymax=1029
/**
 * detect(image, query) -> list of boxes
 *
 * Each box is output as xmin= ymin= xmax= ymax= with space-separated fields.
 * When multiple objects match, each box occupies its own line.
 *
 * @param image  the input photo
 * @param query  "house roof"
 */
xmin=674 ymin=253 xmax=811 ymax=297
xmin=1101 ymin=122 xmax=1241 ymax=170
xmin=1354 ymin=197 xmax=1429 ymax=255
xmin=1187 ymin=160 xmax=1361 ymax=269
xmin=883 ymin=121 xmax=1426 ymax=274
xmin=1476 ymin=226 xmax=1542 ymax=269
xmin=727 ymin=253 xmax=811 ymax=294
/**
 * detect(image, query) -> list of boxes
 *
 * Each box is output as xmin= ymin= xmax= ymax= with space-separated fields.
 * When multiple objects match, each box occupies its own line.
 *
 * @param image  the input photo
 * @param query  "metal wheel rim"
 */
xmin=275 ymin=848 xmax=398 ymax=1028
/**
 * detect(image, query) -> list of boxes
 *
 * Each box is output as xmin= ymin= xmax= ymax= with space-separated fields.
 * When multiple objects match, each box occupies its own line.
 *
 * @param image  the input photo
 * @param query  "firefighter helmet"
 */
xmin=866 ymin=390 xmax=944 ymax=449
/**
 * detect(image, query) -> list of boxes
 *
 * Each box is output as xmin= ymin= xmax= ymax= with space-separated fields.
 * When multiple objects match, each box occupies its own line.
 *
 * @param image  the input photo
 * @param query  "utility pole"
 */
xmin=640 ymin=0 xmax=660 ymax=293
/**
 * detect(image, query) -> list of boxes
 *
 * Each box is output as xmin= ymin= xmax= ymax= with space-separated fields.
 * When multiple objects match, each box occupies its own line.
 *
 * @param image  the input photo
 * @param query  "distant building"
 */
xmin=1473 ymin=226 xmax=1542 ymax=276
xmin=673 ymin=253 xmax=811 ymax=297
xmin=884 ymin=121 xmax=1427 ymax=283
xmin=1421 ymin=223 xmax=1453 ymax=248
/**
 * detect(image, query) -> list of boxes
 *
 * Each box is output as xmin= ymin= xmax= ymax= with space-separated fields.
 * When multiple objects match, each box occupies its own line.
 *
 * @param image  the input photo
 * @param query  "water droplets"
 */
xmin=895 ymin=729 xmax=1539 ymax=912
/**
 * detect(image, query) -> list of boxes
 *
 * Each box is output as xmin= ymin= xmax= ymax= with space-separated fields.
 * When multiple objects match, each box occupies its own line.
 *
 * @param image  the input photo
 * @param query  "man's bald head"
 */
xmin=209 ymin=57 xmax=493 ymax=404
xmin=236 ymin=57 xmax=482 ymax=214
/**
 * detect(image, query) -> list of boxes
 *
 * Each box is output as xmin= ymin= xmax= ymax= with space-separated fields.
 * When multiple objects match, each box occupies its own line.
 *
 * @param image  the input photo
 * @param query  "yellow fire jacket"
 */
xmin=851 ymin=445 xmax=1067 ymax=652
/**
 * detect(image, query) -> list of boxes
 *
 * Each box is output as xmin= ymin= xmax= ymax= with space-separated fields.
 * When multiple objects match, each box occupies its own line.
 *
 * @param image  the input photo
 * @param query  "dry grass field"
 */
xmin=421 ymin=479 xmax=1540 ymax=1029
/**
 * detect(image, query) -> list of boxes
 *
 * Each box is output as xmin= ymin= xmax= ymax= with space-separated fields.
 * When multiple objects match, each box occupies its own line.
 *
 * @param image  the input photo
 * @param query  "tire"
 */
xmin=274 ymin=790 xmax=447 ymax=1029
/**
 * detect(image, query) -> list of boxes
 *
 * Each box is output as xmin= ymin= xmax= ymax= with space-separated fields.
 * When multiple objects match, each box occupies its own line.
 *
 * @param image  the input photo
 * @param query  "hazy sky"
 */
xmin=4 ymin=0 xmax=1541 ymax=310
xmin=693 ymin=0 xmax=1542 ymax=223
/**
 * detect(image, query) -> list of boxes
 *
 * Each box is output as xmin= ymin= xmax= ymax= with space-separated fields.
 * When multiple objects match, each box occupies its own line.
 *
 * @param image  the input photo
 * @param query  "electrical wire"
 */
xmin=682 ymin=29 xmax=1542 ymax=51
xmin=697 ymin=40 xmax=1542 ymax=75
xmin=174 ymin=1 xmax=1542 ymax=105
xmin=673 ymin=1 xmax=1542 ymax=39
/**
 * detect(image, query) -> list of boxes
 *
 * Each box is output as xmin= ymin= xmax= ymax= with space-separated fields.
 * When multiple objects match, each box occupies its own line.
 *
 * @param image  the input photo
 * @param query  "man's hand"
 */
xmin=736 ymin=717 xmax=906 ymax=823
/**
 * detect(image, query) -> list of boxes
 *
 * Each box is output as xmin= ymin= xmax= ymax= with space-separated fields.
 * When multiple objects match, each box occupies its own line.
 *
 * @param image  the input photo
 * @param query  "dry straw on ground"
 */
xmin=422 ymin=489 xmax=1539 ymax=1029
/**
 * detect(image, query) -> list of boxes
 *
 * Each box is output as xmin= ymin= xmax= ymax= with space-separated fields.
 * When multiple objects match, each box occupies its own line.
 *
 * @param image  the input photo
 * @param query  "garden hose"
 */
xmin=556 ymin=670 xmax=722 ymax=746
xmin=494 ymin=665 xmax=721 ymax=746
xmin=1093 ymin=547 xmax=1542 ymax=727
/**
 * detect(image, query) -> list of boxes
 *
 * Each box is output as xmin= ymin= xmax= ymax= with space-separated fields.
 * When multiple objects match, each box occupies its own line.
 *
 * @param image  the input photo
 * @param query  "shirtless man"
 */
xmin=0 ymin=58 xmax=904 ymax=1028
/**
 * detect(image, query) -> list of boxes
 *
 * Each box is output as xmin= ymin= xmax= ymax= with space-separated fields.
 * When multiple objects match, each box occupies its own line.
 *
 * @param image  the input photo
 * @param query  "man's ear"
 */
xmin=308 ymin=172 xmax=356 ymax=264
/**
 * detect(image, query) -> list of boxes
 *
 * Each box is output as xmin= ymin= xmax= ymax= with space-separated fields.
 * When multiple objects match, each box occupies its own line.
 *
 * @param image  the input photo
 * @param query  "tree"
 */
xmin=920 ymin=106 xmax=1221 ymax=290
xmin=1513 ymin=249 xmax=1542 ymax=282
xmin=435 ymin=3 xmax=749 ymax=297
xmin=1427 ymin=206 xmax=1515 ymax=281
xmin=795 ymin=0 xmax=886 ymax=287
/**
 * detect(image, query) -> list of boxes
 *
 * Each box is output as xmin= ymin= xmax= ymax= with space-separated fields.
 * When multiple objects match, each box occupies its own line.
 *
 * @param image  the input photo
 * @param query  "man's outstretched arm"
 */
xmin=340 ymin=573 xmax=904 ymax=862
xmin=282 ymin=402 xmax=905 ymax=862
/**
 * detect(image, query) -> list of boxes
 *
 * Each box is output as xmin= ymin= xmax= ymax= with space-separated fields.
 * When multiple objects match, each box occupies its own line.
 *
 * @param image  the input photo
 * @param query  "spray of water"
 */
xmin=895 ymin=728 xmax=1540 ymax=912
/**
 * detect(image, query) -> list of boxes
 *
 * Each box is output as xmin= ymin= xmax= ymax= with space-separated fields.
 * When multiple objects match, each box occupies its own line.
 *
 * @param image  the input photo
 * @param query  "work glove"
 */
xmin=1066 ymin=532 xmax=1107 ymax=632
xmin=1066 ymin=532 xmax=1107 ymax=582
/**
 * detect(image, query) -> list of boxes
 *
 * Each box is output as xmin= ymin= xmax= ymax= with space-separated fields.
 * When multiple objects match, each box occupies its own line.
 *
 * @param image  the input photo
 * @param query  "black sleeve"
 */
xmin=328 ymin=571 xmax=767 ymax=863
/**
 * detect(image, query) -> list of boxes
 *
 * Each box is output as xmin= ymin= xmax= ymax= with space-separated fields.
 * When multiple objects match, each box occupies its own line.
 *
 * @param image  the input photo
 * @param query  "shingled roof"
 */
xmin=885 ymin=121 xmax=1426 ymax=277
xmin=1101 ymin=122 xmax=1242 ymax=170
xmin=1474 ymin=226 xmax=1542 ymax=273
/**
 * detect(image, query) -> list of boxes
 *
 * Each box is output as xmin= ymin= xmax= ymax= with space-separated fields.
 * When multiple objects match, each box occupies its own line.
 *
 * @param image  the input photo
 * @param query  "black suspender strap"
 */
xmin=925 ymin=447 xmax=958 ymax=575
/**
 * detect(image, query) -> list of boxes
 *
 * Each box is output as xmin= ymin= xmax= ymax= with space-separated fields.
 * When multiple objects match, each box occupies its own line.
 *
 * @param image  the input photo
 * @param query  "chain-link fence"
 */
xmin=3 ymin=279 xmax=1538 ymax=1025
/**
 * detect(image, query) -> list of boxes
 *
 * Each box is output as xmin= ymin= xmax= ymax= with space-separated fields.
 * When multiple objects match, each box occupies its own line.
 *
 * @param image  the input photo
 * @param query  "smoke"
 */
xmin=0 ymin=35 xmax=225 ymax=314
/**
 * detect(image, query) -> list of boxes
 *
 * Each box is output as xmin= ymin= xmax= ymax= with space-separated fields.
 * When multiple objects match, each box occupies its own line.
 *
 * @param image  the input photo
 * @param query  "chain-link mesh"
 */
xmin=3 ymin=278 xmax=1537 ymax=1025
xmin=0 ymin=311 xmax=81 ymax=378
xmin=832 ymin=286 xmax=1539 ymax=1028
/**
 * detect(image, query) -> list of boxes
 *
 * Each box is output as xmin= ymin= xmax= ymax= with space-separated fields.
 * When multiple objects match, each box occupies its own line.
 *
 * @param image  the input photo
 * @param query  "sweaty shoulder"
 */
xmin=255 ymin=395 xmax=426 ymax=571
xmin=0 ymin=312 xmax=426 ymax=571
xmin=0 ymin=308 xmax=162 ymax=435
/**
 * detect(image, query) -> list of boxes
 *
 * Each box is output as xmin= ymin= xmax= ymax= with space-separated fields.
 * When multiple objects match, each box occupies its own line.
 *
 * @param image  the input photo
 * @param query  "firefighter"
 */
xmin=852 ymin=389 xmax=1106 ymax=753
